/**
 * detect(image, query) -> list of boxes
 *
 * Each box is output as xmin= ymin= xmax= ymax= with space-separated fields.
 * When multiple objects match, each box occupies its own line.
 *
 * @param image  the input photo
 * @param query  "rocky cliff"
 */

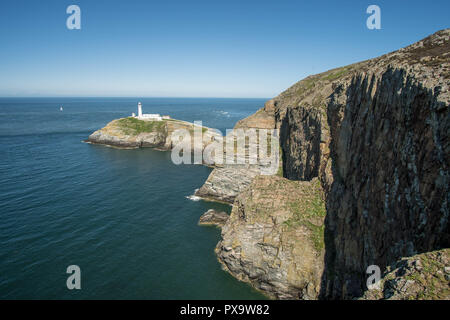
xmin=85 ymin=30 xmax=449 ymax=300
xmin=215 ymin=29 xmax=449 ymax=299
xmin=216 ymin=176 xmax=326 ymax=299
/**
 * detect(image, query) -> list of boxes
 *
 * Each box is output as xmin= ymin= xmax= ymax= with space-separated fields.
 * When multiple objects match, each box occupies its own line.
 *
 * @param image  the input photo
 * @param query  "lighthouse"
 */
xmin=134 ymin=102 xmax=163 ymax=121
xmin=138 ymin=102 xmax=143 ymax=118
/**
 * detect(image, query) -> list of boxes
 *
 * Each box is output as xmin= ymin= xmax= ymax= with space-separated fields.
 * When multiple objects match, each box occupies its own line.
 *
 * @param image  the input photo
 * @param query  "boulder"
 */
xmin=198 ymin=209 xmax=229 ymax=228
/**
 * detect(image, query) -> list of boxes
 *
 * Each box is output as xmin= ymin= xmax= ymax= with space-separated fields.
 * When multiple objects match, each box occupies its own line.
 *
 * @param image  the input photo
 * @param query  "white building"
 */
xmin=134 ymin=102 xmax=162 ymax=121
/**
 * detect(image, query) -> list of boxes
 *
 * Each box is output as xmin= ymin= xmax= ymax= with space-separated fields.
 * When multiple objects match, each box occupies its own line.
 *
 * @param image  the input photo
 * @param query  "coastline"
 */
xmin=84 ymin=29 xmax=450 ymax=300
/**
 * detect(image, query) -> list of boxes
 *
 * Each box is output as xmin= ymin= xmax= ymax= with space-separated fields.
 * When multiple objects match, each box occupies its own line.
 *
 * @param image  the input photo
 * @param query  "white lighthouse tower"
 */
xmin=133 ymin=101 xmax=163 ymax=121
xmin=138 ymin=102 xmax=143 ymax=118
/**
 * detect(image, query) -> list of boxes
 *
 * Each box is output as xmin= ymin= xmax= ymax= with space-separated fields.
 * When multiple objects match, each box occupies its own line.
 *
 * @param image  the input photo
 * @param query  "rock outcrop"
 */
xmin=194 ymin=165 xmax=263 ymax=203
xmin=198 ymin=209 xmax=229 ymax=228
xmin=216 ymin=176 xmax=326 ymax=299
xmin=234 ymin=100 xmax=276 ymax=130
xmin=361 ymin=249 xmax=450 ymax=300
xmin=195 ymin=102 xmax=280 ymax=203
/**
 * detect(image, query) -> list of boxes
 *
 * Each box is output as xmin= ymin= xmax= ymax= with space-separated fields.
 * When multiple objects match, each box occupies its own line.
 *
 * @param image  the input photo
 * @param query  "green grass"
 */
xmin=295 ymin=78 xmax=316 ymax=97
xmin=307 ymin=222 xmax=325 ymax=252
xmin=283 ymin=179 xmax=326 ymax=252
xmin=276 ymin=163 xmax=283 ymax=177
xmin=117 ymin=117 xmax=166 ymax=135
xmin=276 ymin=146 xmax=284 ymax=177
xmin=323 ymin=67 xmax=351 ymax=81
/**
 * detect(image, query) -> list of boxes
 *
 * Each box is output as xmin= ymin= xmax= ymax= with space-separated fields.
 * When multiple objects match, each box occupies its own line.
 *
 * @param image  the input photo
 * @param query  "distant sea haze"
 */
xmin=0 ymin=97 xmax=267 ymax=299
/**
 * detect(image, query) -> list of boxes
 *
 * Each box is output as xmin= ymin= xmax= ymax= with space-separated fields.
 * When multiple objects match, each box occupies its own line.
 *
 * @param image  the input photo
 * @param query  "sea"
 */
xmin=0 ymin=97 xmax=268 ymax=299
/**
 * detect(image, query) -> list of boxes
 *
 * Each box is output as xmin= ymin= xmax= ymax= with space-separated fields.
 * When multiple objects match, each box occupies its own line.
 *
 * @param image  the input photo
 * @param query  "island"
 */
xmin=86 ymin=110 xmax=215 ymax=151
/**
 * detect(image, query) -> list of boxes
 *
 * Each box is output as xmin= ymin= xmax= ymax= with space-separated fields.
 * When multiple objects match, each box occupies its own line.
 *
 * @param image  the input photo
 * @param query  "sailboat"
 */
xmin=60 ymin=106 xmax=63 ymax=111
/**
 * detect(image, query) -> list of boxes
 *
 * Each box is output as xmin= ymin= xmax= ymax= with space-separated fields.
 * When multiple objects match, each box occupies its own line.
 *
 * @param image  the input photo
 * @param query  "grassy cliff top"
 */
xmin=116 ymin=117 xmax=167 ymax=135
xmin=268 ymin=28 xmax=450 ymax=122
xmin=104 ymin=117 xmax=210 ymax=136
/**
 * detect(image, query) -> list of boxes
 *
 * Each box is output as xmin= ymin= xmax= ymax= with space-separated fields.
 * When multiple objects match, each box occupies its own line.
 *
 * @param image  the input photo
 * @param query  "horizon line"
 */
xmin=0 ymin=96 xmax=272 ymax=100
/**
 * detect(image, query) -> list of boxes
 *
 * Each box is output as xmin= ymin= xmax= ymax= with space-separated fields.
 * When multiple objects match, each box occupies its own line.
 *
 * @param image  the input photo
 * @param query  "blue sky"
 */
xmin=0 ymin=0 xmax=448 ymax=98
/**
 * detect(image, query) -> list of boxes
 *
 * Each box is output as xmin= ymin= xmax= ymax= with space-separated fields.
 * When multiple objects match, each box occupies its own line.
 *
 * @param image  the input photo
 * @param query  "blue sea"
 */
xmin=0 ymin=97 xmax=267 ymax=299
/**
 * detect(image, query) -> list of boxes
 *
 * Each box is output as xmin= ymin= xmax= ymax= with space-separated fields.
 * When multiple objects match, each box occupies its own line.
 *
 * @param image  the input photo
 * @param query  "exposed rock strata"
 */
xmin=323 ymin=67 xmax=449 ymax=298
xmin=195 ymin=165 xmax=262 ymax=203
xmin=269 ymin=29 xmax=450 ymax=299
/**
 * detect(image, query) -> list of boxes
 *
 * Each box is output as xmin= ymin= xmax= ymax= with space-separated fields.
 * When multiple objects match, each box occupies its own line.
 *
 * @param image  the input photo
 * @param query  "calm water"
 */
xmin=0 ymin=97 xmax=267 ymax=299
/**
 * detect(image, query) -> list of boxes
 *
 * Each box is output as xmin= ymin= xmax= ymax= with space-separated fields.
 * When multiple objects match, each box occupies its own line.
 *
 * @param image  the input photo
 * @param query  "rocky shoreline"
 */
xmin=86 ymin=29 xmax=450 ymax=300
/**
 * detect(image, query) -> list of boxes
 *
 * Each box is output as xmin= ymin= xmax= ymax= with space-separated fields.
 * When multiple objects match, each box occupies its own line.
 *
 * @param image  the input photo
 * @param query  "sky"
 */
xmin=0 ymin=0 xmax=448 ymax=98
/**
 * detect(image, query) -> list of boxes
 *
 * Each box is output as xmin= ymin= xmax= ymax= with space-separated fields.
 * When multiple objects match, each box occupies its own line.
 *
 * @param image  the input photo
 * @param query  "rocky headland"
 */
xmin=87 ymin=29 xmax=449 ymax=300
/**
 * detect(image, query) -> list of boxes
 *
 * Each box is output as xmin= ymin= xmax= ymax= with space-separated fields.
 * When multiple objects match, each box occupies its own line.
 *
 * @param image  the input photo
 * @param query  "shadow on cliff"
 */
xmin=279 ymin=106 xmax=322 ymax=181
xmin=317 ymin=67 xmax=449 ymax=299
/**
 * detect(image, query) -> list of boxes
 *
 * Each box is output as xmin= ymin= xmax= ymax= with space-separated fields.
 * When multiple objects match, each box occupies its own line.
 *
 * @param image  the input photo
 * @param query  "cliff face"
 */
xmin=216 ymin=29 xmax=449 ymax=299
xmin=280 ymin=106 xmax=324 ymax=182
xmin=323 ymin=66 xmax=449 ymax=298
xmin=273 ymin=29 xmax=450 ymax=299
